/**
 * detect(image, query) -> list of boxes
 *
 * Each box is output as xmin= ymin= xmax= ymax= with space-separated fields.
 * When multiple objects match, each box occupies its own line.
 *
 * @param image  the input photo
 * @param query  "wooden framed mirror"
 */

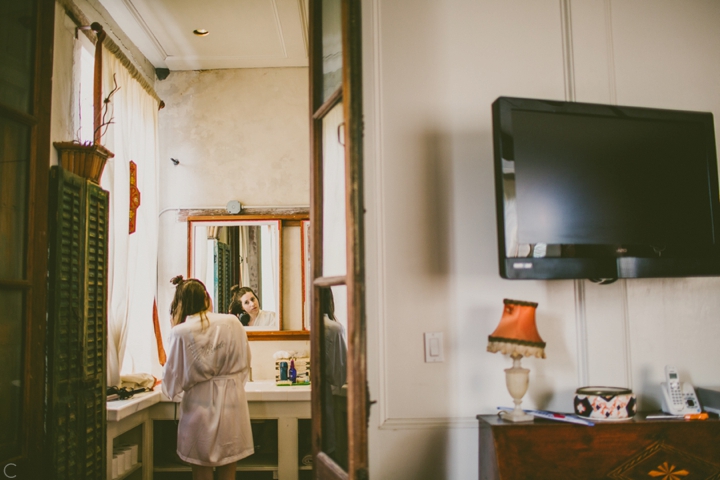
xmin=187 ymin=213 xmax=310 ymax=340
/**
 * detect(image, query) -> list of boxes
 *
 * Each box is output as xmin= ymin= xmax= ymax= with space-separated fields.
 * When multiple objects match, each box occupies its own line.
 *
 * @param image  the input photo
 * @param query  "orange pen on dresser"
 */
xmin=684 ymin=412 xmax=709 ymax=420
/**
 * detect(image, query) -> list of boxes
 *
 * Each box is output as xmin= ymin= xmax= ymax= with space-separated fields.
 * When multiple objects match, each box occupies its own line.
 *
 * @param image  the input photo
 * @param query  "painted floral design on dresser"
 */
xmin=608 ymin=442 xmax=720 ymax=479
xmin=648 ymin=461 xmax=688 ymax=479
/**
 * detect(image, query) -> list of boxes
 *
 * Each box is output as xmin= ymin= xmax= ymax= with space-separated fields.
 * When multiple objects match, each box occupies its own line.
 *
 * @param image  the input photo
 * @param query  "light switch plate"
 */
xmin=424 ymin=332 xmax=444 ymax=363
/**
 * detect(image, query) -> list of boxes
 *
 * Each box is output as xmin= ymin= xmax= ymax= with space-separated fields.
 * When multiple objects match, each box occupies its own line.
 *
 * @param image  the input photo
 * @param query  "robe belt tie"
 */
xmin=199 ymin=373 xmax=243 ymax=383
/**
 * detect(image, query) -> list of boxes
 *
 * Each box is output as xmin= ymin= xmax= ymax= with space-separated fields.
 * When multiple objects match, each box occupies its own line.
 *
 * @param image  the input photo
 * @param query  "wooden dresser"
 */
xmin=477 ymin=414 xmax=720 ymax=479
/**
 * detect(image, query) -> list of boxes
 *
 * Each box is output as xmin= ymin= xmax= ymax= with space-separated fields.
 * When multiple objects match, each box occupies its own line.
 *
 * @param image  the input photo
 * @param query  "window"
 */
xmin=77 ymin=38 xmax=95 ymax=143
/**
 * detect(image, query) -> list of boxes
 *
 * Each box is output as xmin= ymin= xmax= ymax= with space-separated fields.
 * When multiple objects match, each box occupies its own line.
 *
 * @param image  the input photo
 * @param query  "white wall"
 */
xmin=362 ymin=1 xmax=720 ymax=478
xmin=155 ymin=68 xmax=310 ymax=380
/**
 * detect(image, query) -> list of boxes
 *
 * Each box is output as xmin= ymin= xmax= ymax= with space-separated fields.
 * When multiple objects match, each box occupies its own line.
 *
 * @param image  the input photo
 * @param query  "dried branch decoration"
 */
xmin=93 ymin=73 xmax=120 ymax=142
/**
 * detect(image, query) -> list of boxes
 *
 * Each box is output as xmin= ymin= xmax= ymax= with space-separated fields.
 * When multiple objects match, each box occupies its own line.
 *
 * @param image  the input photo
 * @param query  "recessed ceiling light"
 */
xmin=193 ymin=29 xmax=209 ymax=36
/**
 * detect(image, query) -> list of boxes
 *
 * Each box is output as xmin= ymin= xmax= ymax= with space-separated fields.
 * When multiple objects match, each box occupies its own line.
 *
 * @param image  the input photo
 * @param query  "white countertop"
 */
xmin=244 ymin=380 xmax=311 ymax=402
xmin=106 ymin=389 xmax=162 ymax=422
xmin=107 ymin=380 xmax=311 ymax=422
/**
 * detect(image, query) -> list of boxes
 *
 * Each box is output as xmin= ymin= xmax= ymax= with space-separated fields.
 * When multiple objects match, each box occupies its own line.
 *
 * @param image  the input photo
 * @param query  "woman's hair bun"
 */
xmin=170 ymin=275 xmax=184 ymax=286
xmin=230 ymin=285 xmax=240 ymax=294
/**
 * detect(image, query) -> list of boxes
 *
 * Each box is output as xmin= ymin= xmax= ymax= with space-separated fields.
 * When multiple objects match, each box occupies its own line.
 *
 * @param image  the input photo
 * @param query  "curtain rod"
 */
xmin=58 ymin=0 xmax=164 ymax=106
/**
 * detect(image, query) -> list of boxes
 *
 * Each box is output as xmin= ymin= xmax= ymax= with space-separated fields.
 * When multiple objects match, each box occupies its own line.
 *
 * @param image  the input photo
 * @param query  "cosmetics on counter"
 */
xmin=274 ymin=351 xmax=310 ymax=385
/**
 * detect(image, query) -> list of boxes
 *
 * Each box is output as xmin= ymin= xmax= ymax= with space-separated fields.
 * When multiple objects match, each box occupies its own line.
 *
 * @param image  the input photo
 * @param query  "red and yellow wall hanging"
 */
xmin=129 ymin=160 xmax=141 ymax=234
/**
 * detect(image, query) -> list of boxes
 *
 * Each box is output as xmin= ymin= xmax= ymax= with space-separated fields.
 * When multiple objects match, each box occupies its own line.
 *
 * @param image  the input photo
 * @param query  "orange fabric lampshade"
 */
xmin=487 ymin=299 xmax=546 ymax=359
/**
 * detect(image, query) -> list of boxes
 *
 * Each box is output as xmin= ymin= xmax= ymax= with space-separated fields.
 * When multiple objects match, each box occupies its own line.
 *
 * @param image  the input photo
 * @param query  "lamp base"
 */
xmin=501 ymin=354 xmax=534 ymax=423
xmin=499 ymin=408 xmax=534 ymax=423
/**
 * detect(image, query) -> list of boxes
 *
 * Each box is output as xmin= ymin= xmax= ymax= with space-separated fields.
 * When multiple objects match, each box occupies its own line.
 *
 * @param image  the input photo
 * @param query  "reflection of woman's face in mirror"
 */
xmin=241 ymin=291 xmax=260 ymax=318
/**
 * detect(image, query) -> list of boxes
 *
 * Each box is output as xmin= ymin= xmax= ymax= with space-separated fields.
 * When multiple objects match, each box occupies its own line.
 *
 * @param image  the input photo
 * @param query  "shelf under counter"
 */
xmin=153 ymin=456 xmax=312 ymax=478
xmin=114 ymin=462 xmax=142 ymax=480
xmin=106 ymin=389 xmax=159 ymax=480
xmin=154 ymin=453 xmax=279 ymax=472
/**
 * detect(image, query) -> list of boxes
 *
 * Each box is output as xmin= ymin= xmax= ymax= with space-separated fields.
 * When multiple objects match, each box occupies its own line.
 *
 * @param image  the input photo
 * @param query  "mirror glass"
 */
xmin=322 ymin=102 xmax=347 ymax=277
xmin=322 ymin=0 xmax=342 ymax=101
xmin=320 ymin=285 xmax=348 ymax=469
xmin=190 ymin=220 xmax=281 ymax=331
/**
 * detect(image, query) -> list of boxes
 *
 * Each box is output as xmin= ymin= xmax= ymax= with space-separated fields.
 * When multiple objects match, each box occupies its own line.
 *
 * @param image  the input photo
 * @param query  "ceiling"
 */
xmin=98 ymin=0 xmax=309 ymax=71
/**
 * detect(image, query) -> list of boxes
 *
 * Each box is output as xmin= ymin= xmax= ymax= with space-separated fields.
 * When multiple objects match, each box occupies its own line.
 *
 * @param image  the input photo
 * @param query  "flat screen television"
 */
xmin=492 ymin=96 xmax=720 ymax=280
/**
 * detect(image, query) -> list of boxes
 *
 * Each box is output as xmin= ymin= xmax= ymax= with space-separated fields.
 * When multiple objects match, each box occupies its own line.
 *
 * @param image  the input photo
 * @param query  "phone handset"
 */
xmin=661 ymin=365 xmax=702 ymax=415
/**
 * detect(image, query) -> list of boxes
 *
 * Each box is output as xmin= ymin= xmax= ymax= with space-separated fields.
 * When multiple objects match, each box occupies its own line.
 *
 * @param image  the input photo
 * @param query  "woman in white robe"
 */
xmin=228 ymin=285 xmax=278 ymax=329
xmin=163 ymin=276 xmax=254 ymax=480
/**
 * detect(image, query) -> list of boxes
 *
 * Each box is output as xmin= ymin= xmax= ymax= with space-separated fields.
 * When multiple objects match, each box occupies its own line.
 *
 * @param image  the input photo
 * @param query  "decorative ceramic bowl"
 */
xmin=573 ymin=386 xmax=637 ymax=421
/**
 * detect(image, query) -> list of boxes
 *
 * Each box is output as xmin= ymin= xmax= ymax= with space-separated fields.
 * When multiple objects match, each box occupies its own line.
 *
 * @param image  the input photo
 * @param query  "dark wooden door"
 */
xmin=0 ymin=0 xmax=54 ymax=477
xmin=309 ymin=0 xmax=369 ymax=479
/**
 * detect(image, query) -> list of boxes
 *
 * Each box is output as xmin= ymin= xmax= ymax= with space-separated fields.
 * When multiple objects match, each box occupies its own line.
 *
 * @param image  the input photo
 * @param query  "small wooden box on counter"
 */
xmin=477 ymin=413 xmax=720 ymax=480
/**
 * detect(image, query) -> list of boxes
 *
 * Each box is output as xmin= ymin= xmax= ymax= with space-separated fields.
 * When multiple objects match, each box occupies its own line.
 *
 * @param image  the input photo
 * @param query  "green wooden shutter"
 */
xmin=47 ymin=166 xmax=85 ymax=480
xmin=81 ymin=181 xmax=108 ymax=479
xmin=217 ymin=241 xmax=231 ymax=314
xmin=47 ymin=166 xmax=108 ymax=480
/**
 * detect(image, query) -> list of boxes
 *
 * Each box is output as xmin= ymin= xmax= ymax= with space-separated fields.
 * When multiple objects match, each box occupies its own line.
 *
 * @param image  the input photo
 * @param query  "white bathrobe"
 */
xmin=162 ymin=311 xmax=254 ymax=466
xmin=254 ymin=310 xmax=277 ymax=328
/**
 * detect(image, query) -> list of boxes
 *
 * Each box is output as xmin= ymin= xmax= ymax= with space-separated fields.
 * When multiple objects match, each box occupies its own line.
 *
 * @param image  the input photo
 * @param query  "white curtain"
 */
xmin=260 ymin=225 xmax=279 ymax=312
xmin=100 ymin=46 xmax=161 ymax=386
xmin=191 ymin=226 xmax=209 ymax=285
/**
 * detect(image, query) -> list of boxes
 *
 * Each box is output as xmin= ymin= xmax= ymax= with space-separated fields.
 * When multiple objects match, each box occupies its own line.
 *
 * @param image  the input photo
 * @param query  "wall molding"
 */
xmin=298 ymin=0 xmax=308 ymax=55
xmin=271 ymin=0 xmax=289 ymax=58
xmin=560 ymin=0 xmax=576 ymax=102
xmin=379 ymin=417 xmax=479 ymax=430
xmin=561 ymin=0 xmax=593 ymax=390
xmin=565 ymin=1 xmax=632 ymax=392
xmin=367 ymin=0 xmax=391 ymax=427
xmin=574 ymin=280 xmax=589 ymax=386
xmin=620 ymin=279 xmax=633 ymax=389
xmin=604 ymin=0 xmax=618 ymax=105
xmin=121 ymin=0 xmax=168 ymax=60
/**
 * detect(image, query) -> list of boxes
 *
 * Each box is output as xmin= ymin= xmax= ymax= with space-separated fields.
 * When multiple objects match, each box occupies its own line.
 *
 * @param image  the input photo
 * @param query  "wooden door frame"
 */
xmin=309 ymin=0 xmax=367 ymax=479
xmin=27 ymin=1 xmax=55 ymax=475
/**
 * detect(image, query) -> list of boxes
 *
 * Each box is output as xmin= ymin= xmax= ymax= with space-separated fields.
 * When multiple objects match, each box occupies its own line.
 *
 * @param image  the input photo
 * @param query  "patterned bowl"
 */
xmin=574 ymin=386 xmax=637 ymax=421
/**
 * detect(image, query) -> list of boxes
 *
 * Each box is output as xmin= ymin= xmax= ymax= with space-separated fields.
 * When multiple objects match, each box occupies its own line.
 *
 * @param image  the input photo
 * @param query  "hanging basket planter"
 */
xmin=53 ymin=141 xmax=114 ymax=184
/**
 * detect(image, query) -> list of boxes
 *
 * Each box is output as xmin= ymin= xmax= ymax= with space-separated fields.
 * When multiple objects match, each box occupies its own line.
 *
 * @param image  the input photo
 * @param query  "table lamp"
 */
xmin=487 ymin=299 xmax=545 ymax=422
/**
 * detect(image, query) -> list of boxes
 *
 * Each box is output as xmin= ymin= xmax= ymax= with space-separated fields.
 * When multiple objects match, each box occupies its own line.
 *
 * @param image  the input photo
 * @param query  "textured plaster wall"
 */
xmin=156 ymin=68 xmax=309 ymax=207
xmin=156 ymin=68 xmax=310 ymax=380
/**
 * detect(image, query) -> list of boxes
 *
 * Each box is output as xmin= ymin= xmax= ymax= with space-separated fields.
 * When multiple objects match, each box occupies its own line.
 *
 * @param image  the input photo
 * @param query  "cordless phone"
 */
xmin=661 ymin=365 xmax=701 ymax=415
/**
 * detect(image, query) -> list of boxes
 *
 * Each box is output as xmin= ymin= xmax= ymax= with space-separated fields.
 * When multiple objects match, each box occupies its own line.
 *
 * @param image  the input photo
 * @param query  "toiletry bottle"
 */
xmin=289 ymin=360 xmax=297 ymax=384
xmin=280 ymin=362 xmax=288 ymax=381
